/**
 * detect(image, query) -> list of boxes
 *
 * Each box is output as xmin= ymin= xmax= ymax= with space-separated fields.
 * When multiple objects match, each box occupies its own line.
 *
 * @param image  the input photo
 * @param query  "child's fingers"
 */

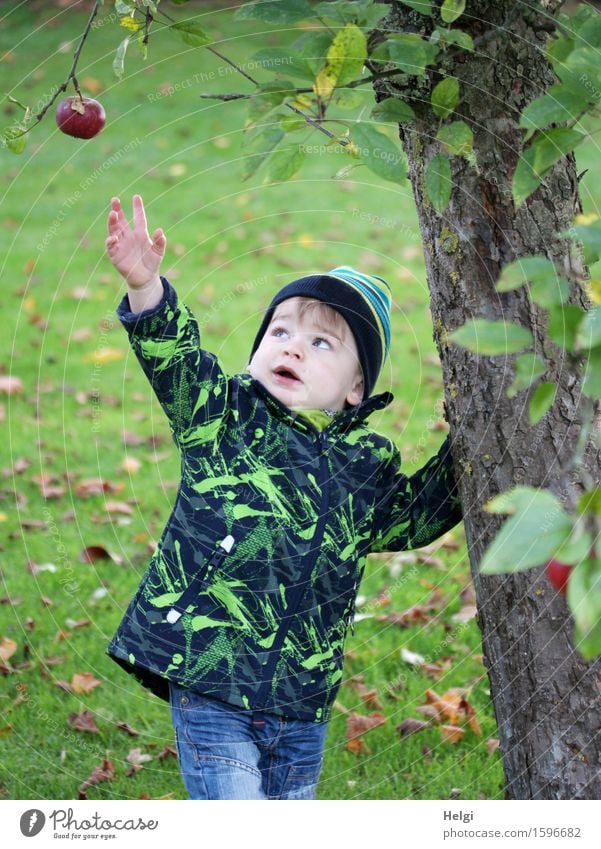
xmin=152 ymin=228 xmax=166 ymax=255
xmin=132 ymin=194 xmax=149 ymax=236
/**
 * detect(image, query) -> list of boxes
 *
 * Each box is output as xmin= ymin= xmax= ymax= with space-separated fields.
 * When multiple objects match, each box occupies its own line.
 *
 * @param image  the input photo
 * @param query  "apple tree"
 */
xmin=3 ymin=0 xmax=601 ymax=799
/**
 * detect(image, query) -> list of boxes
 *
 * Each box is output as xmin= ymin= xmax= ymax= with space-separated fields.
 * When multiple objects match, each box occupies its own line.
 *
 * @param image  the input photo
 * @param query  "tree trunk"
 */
xmin=373 ymin=0 xmax=601 ymax=798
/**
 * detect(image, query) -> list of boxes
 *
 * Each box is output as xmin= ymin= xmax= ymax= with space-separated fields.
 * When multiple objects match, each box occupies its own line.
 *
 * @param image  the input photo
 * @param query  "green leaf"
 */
xmin=352 ymin=122 xmax=406 ymax=184
xmin=497 ymin=256 xmax=569 ymax=306
xmin=240 ymin=125 xmax=284 ymax=181
xmin=114 ymin=0 xmax=134 ymax=14
xmin=577 ymin=488 xmax=601 ymax=516
xmin=576 ymin=307 xmax=601 ymax=350
xmin=113 ymin=36 xmax=130 ymax=79
xmin=512 ymin=128 xmax=586 ymax=207
xmin=436 ymin=120 xmax=473 ymax=160
xmin=431 ymin=27 xmax=473 ymax=51
xmin=481 ymin=487 xmax=573 ymax=575
xmin=250 ymin=47 xmax=315 ymax=81
xmin=372 ymin=34 xmax=439 ymax=76
xmin=291 ymin=31 xmax=334 ymax=76
xmin=235 ymin=0 xmax=313 ymax=23
xmin=557 ymin=47 xmax=601 ymax=96
xmin=332 ymin=88 xmax=367 ymax=110
xmin=314 ymin=1 xmax=389 ymax=28
xmin=441 ymin=0 xmax=466 ymax=24
xmin=529 ymin=381 xmax=556 ymax=424
xmin=314 ymin=24 xmax=367 ymax=98
xmin=371 ymin=97 xmax=416 ymax=124
xmin=245 ymin=81 xmax=296 ymax=128
xmin=450 ymin=319 xmax=533 ymax=356
xmin=569 ymin=219 xmax=601 ymax=265
xmin=507 ymin=353 xmax=546 ymax=398
xmin=263 ymin=142 xmax=305 ymax=183
xmin=425 ymin=153 xmax=452 ymax=213
xmin=519 ymin=84 xmax=591 ymax=141
xmin=278 ymin=114 xmax=308 ymax=133
xmin=431 ymin=76 xmax=459 ymax=117
xmin=398 ymin=0 xmax=433 ymax=14
xmin=583 ymin=346 xmax=601 ymax=398
xmin=547 ymin=304 xmax=587 ymax=351
xmin=568 ymin=559 xmax=601 ymax=661
xmin=170 ymin=20 xmax=211 ymax=48
xmin=1 ymin=125 xmax=27 ymax=154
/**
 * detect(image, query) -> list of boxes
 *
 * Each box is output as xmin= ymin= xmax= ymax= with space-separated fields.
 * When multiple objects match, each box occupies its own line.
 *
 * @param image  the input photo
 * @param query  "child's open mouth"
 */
xmin=273 ymin=365 xmax=302 ymax=384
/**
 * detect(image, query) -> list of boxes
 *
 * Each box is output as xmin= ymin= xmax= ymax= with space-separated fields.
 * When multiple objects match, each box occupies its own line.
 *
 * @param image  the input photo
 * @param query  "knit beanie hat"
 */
xmin=249 ymin=265 xmax=392 ymax=399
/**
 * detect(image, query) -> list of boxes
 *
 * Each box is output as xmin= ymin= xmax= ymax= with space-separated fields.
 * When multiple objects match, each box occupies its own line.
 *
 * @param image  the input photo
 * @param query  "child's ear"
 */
xmin=346 ymin=374 xmax=364 ymax=407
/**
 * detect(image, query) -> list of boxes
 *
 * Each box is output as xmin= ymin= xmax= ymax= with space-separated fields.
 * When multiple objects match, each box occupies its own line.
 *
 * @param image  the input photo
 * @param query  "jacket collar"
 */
xmin=241 ymin=374 xmax=393 ymax=434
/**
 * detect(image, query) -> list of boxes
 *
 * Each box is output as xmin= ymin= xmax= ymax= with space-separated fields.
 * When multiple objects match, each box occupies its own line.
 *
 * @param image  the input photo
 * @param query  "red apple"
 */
xmin=545 ymin=558 xmax=572 ymax=595
xmin=55 ymin=96 xmax=106 ymax=139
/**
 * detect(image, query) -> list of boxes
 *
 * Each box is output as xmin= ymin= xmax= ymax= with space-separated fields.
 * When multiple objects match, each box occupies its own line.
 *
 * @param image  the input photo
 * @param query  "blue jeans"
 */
xmin=169 ymin=682 xmax=328 ymax=800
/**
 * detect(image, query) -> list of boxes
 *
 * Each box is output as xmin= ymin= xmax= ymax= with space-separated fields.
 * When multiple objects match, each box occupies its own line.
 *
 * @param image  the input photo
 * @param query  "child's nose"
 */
xmin=283 ymin=336 xmax=304 ymax=359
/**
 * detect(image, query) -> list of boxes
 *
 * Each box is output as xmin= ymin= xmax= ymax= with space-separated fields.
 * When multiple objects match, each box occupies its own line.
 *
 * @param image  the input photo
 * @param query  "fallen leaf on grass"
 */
xmin=397 ymin=718 xmax=431 ymax=738
xmin=401 ymin=647 xmax=425 ymax=666
xmin=78 ymin=758 xmax=115 ymax=799
xmin=79 ymin=545 xmax=123 ymax=564
xmin=0 ymin=637 xmax=17 ymax=663
xmin=71 ymin=672 xmax=102 ymax=695
xmin=126 ymin=747 xmax=153 ymax=775
xmin=83 ymin=348 xmax=124 ymax=365
xmin=68 ymin=710 xmax=100 ymax=734
xmin=104 ymin=500 xmax=134 ymax=516
xmin=116 ymin=721 xmax=140 ymax=737
xmin=486 ymin=738 xmax=500 ymax=755
xmin=376 ymin=605 xmax=432 ymax=628
xmin=440 ymin=724 xmax=465 ymax=744
xmin=346 ymin=711 xmax=386 ymax=754
xmin=74 ymin=478 xmax=124 ymax=497
xmin=0 ymin=376 xmax=23 ymax=395
xmin=452 ymin=604 xmax=477 ymax=623
xmin=156 ymin=746 xmax=177 ymax=760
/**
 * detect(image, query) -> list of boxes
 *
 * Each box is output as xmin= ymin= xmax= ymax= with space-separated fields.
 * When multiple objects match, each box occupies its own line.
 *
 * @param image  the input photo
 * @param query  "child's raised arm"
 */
xmin=105 ymin=194 xmax=166 ymax=313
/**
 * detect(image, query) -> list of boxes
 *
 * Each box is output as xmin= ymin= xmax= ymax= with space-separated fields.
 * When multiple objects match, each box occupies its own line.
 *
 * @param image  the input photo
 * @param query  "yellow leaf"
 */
xmin=298 ymin=233 xmax=314 ymax=248
xmin=23 ymin=296 xmax=36 ymax=312
xmin=119 ymin=15 xmax=142 ymax=32
xmin=313 ymin=24 xmax=367 ymax=100
xmin=0 ymin=512 xmax=7 ymax=522
xmin=83 ymin=348 xmax=124 ymax=365
xmin=587 ymin=279 xmax=601 ymax=304
xmin=575 ymin=213 xmax=599 ymax=225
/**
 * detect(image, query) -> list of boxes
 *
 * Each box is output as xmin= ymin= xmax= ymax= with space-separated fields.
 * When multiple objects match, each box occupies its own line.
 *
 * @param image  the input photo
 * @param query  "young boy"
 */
xmin=105 ymin=195 xmax=462 ymax=800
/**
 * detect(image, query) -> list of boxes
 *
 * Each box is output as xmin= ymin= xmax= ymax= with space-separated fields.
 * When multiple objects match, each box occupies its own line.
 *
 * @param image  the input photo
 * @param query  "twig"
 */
xmin=34 ymin=0 xmax=102 ymax=124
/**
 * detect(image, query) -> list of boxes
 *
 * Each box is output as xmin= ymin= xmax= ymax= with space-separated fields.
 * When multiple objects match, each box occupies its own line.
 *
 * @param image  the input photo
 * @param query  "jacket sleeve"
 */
xmin=370 ymin=434 xmax=462 ymax=553
xmin=117 ymin=277 xmax=228 ymax=449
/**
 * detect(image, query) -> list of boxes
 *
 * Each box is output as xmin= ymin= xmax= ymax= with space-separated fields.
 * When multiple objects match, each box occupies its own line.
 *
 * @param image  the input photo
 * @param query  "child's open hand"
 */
xmin=106 ymin=195 xmax=166 ymax=288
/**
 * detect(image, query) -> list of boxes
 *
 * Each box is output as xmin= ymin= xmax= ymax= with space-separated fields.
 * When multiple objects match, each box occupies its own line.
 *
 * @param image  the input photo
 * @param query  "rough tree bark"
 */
xmin=372 ymin=0 xmax=601 ymax=798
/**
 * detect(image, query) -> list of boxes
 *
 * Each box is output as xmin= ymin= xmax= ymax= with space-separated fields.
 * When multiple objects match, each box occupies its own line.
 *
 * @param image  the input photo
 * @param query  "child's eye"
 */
xmin=313 ymin=337 xmax=331 ymax=349
xmin=271 ymin=326 xmax=288 ymax=338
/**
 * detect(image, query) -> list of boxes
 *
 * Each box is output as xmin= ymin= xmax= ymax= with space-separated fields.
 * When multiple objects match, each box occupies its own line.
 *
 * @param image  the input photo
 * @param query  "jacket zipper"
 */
xmin=254 ymin=429 xmax=331 ymax=706
xmin=166 ymin=534 xmax=235 ymax=624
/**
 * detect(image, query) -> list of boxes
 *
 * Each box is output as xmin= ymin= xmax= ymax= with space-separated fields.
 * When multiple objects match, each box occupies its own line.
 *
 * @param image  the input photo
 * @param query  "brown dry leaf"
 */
xmin=71 ymin=672 xmax=102 ymax=695
xmin=425 ymin=688 xmax=463 ymax=725
xmin=420 ymin=662 xmax=447 ymax=679
xmin=79 ymin=545 xmax=122 ymax=564
xmin=452 ymin=604 xmax=477 ymax=623
xmin=68 ymin=710 xmax=100 ymax=734
xmin=396 ymin=718 xmax=431 ymax=738
xmin=126 ymin=747 xmax=153 ymax=770
xmin=12 ymin=457 xmax=31 ymax=474
xmin=486 ymin=738 xmax=500 ymax=755
xmin=65 ymin=618 xmax=92 ymax=630
xmin=415 ymin=704 xmax=441 ymax=721
xmin=440 ymin=725 xmax=465 ymax=744
xmin=376 ymin=604 xmax=431 ymax=628
xmin=55 ymin=680 xmax=74 ymax=694
xmin=346 ymin=737 xmax=371 ymax=755
xmin=71 ymin=328 xmax=93 ymax=342
xmin=116 ymin=721 xmax=140 ymax=737
xmin=81 ymin=76 xmax=104 ymax=94
xmin=157 ymin=746 xmax=177 ymax=760
xmin=78 ymin=758 xmax=115 ymax=800
xmin=121 ymin=456 xmax=141 ymax=474
xmin=0 ymin=637 xmax=17 ymax=663
xmin=75 ymin=478 xmax=124 ymax=497
xmin=346 ymin=711 xmax=386 ymax=741
xmin=104 ymin=500 xmax=133 ymax=516
xmin=460 ymin=696 xmax=482 ymax=735
xmin=0 ymin=376 xmax=23 ymax=395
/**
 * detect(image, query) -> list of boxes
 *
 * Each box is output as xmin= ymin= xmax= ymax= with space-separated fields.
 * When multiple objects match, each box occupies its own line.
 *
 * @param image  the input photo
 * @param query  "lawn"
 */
xmin=2 ymin=0 xmax=596 ymax=801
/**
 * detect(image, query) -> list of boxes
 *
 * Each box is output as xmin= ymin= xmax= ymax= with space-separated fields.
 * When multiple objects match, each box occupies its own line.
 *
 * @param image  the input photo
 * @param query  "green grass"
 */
xmin=2 ymin=0 xmax=598 ymax=802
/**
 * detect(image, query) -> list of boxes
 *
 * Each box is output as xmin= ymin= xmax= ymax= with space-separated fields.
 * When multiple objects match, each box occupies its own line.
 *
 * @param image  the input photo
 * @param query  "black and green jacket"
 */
xmin=106 ymin=278 xmax=462 ymax=722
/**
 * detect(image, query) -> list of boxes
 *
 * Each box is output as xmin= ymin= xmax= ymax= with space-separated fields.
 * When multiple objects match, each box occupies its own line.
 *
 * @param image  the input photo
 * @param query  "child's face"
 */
xmin=248 ymin=298 xmax=364 ymax=411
